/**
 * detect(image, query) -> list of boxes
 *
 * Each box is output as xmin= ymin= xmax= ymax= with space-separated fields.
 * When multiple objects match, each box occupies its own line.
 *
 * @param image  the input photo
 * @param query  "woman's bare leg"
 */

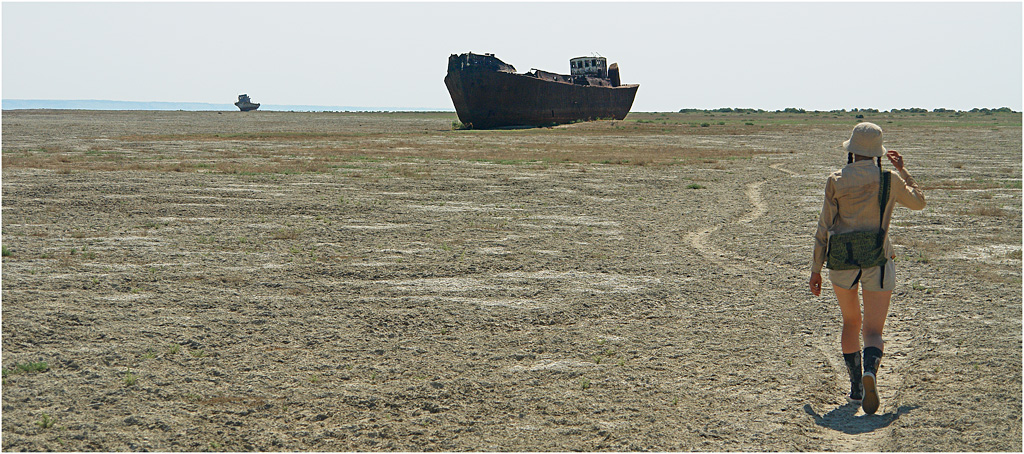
xmin=860 ymin=289 xmax=891 ymax=414
xmin=833 ymin=284 xmax=862 ymax=354
xmin=861 ymin=290 xmax=892 ymax=351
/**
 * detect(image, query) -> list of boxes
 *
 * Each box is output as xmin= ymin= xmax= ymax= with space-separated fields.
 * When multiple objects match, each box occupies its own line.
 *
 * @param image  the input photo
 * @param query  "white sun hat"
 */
xmin=843 ymin=122 xmax=887 ymax=157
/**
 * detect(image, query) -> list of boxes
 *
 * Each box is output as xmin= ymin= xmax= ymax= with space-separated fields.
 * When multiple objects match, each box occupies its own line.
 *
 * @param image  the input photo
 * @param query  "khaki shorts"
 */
xmin=829 ymin=258 xmax=895 ymax=292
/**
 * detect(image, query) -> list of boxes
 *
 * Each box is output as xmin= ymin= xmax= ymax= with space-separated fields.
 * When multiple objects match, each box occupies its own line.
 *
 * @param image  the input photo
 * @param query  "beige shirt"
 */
xmin=812 ymin=159 xmax=926 ymax=273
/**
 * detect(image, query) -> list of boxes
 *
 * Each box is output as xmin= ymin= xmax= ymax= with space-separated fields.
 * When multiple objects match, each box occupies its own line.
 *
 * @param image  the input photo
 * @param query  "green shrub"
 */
xmin=3 ymin=361 xmax=49 ymax=376
xmin=36 ymin=413 xmax=55 ymax=429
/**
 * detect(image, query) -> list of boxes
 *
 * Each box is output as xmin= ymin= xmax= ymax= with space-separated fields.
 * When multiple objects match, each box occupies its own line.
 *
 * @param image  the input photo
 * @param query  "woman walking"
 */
xmin=809 ymin=122 xmax=926 ymax=414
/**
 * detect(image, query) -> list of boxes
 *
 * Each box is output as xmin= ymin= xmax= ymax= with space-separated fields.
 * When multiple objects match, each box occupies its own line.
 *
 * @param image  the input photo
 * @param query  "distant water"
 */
xmin=2 ymin=99 xmax=453 ymax=112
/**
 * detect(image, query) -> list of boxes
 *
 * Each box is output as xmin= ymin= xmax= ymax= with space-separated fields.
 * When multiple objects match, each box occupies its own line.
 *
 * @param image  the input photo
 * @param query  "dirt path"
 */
xmin=686 ymin=159 xmax=911 ymax=450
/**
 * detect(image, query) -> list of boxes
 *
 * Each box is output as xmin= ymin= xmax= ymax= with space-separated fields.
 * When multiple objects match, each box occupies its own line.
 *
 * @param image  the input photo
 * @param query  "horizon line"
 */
xmin=2 ymin=99 xmax=1020 ymax=114
xmin=1 ymin=99 xmax=454 ymax=112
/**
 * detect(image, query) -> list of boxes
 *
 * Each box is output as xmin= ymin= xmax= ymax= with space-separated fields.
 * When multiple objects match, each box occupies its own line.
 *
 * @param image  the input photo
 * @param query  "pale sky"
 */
xmin=3 ymin=1 xmax=1021 ymax=111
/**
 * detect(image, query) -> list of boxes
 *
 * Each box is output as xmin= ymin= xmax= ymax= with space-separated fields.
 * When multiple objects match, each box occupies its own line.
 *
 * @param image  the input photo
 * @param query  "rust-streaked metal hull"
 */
xmin=445 ymin=53 xmax=638 ymax=129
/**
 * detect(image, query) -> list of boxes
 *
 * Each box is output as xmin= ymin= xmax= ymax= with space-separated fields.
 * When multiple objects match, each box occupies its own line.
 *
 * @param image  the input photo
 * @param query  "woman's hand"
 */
xmin=886 ymin=149 xmax=905 ymax=172
xmin=809 ymin=272 xmax=822 ymax=296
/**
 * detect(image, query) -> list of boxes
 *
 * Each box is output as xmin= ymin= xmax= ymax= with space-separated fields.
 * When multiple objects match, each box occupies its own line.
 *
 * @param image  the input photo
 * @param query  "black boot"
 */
xmin=843 ymin=352 xmax=863 ymax=403
xmin=862 ymin=347 xmax=883 ymax=414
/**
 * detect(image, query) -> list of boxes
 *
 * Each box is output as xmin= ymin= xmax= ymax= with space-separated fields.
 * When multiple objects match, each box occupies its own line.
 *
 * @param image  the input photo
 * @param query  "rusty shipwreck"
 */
xmin=444 ymin=52 xmax=639 ymax=129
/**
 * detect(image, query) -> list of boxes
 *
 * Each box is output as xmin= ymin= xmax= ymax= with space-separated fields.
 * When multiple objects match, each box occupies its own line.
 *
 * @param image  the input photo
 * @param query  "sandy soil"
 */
xmin=2 ymin=110 xmax=1021 ymax=451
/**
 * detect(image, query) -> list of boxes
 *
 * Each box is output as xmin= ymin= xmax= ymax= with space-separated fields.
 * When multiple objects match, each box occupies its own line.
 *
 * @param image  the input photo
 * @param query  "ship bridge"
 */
xmin=570 ymin=56 xmax=607 ymax=79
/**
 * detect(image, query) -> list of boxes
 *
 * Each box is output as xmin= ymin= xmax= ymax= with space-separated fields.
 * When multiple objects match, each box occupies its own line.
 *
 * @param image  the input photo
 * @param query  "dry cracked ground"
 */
xmin=2 ymin=110 xmax=1021 ymax=451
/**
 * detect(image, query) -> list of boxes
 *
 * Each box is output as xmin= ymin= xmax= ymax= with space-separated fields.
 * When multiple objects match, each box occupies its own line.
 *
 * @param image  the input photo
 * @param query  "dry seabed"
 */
xmin=2 ymin=110 xmax=1021 ymax=451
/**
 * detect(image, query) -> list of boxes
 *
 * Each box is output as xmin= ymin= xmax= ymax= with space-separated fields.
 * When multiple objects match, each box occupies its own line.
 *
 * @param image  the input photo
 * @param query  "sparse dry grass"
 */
xmin=31 ymin=109 xmax=1013 ymax=175
xmin=920 ymin=179 xmax=1020 ymax=191
xmin=971 ymin=267 xmax=1023 ymax=285
xmin=894 ymin=236 xmax=948 ymax=262
xmin=271 ymin=228 xmax=303 ymax=240
xmin=216 ymin=273 xmax=247 ymax=286
xmin=199 ymin=396 xmax=268 ymax=407
xmin=3 ymin=116 xmax=783 ymax=174
xmin=967 ymin=206 xmax=1009 ymax=217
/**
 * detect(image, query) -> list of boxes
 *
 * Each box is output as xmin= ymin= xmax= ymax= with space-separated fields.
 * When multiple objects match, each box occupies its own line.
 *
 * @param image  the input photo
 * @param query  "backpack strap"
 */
xmin=878 ymin=166 xmax=891 ymax=287
xmin=878 ymin=166 xmax=890 ymax=232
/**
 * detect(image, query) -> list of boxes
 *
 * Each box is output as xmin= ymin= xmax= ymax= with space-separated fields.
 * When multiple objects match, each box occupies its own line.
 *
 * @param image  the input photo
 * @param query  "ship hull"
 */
xmin=445 ymin=54 xmax=638 ymax=129
xmin=235 ymin=103 xmax=260 ymax=112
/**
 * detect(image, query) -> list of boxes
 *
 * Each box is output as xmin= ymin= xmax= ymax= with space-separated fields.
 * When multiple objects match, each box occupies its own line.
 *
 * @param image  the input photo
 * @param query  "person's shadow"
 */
xmin=803 ymin=402 xmax=918 ymax=435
